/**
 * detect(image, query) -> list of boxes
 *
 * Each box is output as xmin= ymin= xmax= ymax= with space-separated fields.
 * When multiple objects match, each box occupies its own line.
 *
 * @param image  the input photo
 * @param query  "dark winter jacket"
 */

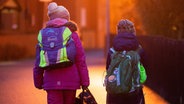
xmin=106 ymin=32 xmax=147 ymax=70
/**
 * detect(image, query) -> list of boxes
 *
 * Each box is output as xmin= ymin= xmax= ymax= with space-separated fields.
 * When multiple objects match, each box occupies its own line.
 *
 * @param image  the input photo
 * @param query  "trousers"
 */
xmin=107 ymin=88 xmax=145 ymax=104
xmin=46 ymin=89 xmax=76 ymax=104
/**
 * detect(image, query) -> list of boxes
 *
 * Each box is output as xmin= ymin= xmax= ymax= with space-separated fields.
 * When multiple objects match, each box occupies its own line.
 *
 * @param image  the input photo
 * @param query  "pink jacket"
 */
xmin=33 ymin=18 xmax=90 ymax=90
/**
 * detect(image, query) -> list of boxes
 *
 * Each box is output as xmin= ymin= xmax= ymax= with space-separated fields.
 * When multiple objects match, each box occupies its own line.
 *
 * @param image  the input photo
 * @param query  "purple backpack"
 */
xmin=37 ymin=26 xmax=76 ymax=70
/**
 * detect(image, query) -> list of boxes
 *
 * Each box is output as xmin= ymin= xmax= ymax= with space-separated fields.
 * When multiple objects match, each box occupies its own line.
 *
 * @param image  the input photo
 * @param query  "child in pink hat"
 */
xmin=33 ymin=2 xmax=90 ymax=104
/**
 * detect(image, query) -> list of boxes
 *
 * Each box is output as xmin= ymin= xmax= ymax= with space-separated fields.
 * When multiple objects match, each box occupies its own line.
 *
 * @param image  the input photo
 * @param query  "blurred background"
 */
xmin=0 ymin=0 xmax=184 ymax=104
xmin=0 ymin=0 xmax=184 ymax=57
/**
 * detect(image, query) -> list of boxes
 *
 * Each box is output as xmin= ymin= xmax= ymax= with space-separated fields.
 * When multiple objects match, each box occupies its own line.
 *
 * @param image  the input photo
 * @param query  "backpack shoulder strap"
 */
xmin=110 ymin=47 xmax=116 ymax=53
xmin=110 ymin=47 xmax=126 ymax=54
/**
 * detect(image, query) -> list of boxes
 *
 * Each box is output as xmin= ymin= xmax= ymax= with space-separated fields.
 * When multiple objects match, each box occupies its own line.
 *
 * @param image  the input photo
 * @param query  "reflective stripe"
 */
xmin=38 ymin=31 xmax=42 ymax=42
xmin=39 ymin=50 xmax=49 ymax=67
xmin=39 ymin=50 xmax=46 ymax=67
xmin=38 ymin=31 xmax=42 ymax=47
xmin=57 ymin=49 xmax=61 ymax=63
xmin=62 ymin=47 xmax=70 ymax=61
xmin=57 ymin=47 xmax=70 ymax=63
xmin=44 ymin=51 xmax=49 ymax=66
xmin=63 ymin=27 xmax=72 ymax=46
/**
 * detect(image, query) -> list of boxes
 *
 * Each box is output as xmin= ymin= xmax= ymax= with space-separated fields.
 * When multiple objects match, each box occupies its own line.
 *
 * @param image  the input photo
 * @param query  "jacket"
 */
xmin=106 ymin=32 xmax=147 ymax=71
xmin=33 ymin=18 xmax=90 ymax=90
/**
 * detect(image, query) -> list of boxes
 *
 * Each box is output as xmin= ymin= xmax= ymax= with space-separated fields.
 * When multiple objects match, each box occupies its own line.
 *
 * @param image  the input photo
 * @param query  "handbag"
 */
xmin=75 ymin=88 xmax=97 ymax=104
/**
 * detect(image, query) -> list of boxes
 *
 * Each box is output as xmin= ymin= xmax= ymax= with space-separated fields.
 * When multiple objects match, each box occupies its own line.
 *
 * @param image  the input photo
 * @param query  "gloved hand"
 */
xmin=82 ymin=85 xmax=88 ymax=90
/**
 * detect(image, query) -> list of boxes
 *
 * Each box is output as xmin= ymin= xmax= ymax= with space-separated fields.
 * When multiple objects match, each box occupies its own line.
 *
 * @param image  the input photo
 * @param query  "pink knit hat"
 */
xmin=117 ymin=19 xmax=136 ymax=35
xmin=47 ymin=2 xmax=70 ymax=20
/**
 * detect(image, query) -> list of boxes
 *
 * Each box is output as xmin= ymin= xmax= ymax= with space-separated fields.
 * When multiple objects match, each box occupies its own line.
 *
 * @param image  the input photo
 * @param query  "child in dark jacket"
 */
xmin=33 ymin=2 xmax=90 ymax=104
xmin=106 ymin=19 xmax=147 ymax=104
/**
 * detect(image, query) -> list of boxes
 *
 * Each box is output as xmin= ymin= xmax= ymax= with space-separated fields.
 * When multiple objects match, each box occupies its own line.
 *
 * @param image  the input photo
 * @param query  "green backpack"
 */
xmin=105 ymin=48 xmax=146 ymax=94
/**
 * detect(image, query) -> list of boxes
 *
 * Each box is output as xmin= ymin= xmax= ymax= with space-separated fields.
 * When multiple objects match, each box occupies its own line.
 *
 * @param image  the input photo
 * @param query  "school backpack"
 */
xmin=105 ymin=48 xmax=143 ymax=94
xmin=37 ymin=26 xmax=76 ymax=70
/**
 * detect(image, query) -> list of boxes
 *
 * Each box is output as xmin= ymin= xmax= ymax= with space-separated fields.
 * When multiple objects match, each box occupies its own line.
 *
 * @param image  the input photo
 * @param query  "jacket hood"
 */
xmin=112 ymin=32 xmax=139 ymax=51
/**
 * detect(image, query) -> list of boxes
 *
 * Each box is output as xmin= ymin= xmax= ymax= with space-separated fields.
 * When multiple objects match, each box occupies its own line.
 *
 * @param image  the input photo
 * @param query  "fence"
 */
xmin=138 ymin=35 xmax=184 ymax=104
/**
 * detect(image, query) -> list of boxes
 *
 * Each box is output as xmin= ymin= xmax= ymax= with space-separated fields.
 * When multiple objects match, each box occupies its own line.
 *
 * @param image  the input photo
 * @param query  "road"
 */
xmin=0 ymin=51 xmax=169 ymax=104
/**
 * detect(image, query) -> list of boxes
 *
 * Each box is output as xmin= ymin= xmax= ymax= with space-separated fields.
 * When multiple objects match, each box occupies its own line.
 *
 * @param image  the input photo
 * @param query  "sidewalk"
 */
xmin=0 ymin=50 xmax=169 ymax=104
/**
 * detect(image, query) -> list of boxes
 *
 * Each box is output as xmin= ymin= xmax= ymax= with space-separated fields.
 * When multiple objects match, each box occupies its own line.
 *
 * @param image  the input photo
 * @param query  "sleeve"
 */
xmin=138 ymin=62 xmax=147 ymax=84
xmin=33 ymin=44 xmax=44 ymax=89
xmin=72 ymin=32 xmax=90 ymax=87
xmin=138 ymin=47 xmax=148 ymax=84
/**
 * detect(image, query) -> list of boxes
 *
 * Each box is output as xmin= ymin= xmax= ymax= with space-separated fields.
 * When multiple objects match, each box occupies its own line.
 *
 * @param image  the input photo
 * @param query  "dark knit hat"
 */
xmin=117 ymin=19 xmax=136 ymax=35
